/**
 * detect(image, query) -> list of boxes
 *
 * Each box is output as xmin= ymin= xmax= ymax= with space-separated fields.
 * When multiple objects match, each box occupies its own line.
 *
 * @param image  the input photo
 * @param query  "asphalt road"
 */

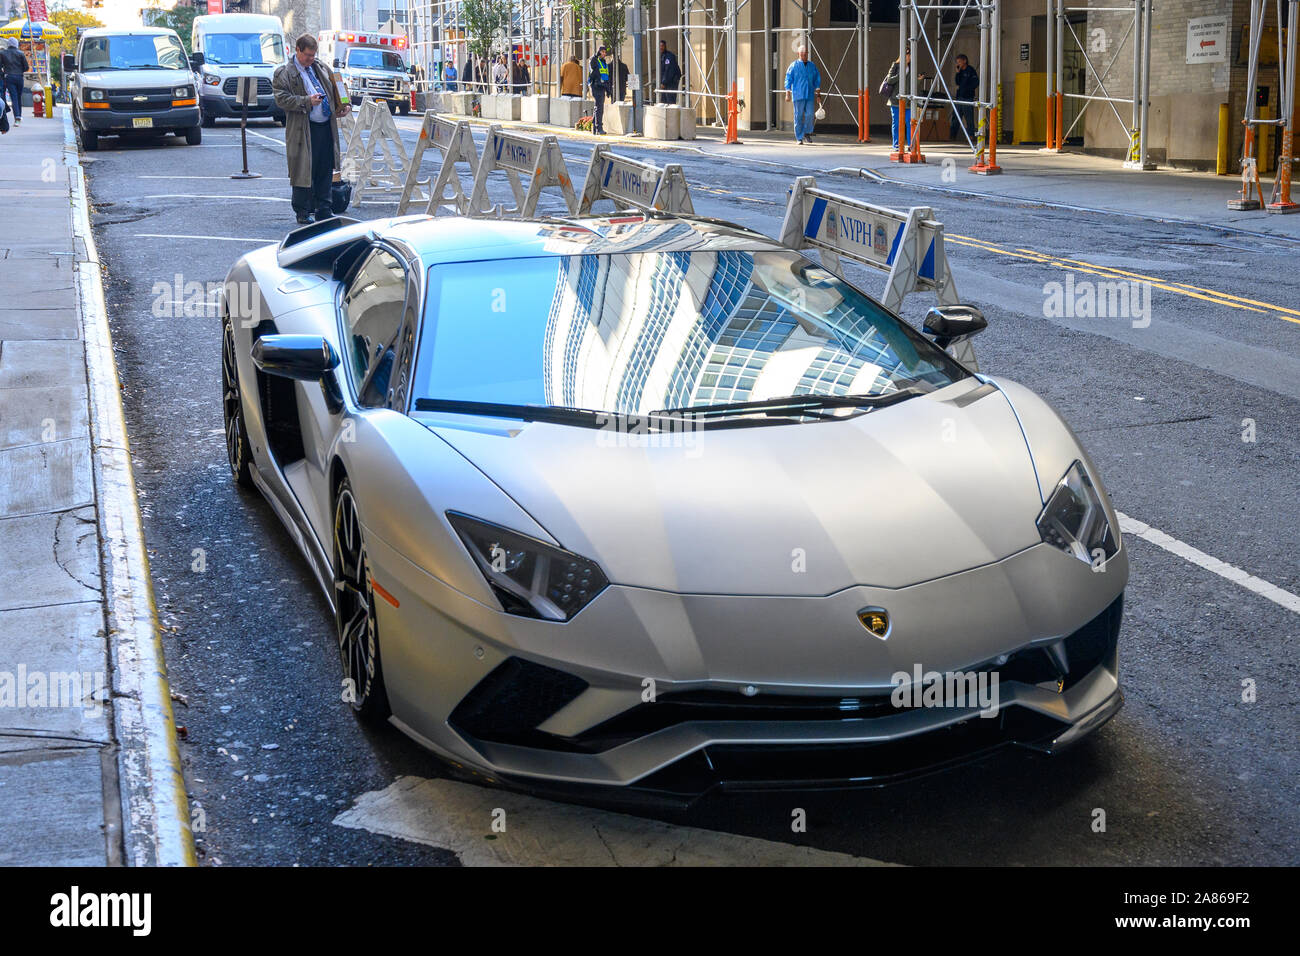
xmin=81 ymin=114 xmax=1299 ymax=866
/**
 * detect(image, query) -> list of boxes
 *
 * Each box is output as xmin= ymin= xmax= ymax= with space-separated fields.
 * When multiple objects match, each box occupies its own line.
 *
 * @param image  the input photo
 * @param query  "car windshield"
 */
xmin=203 ymin=32 xmax=285 ymax=65
xmin=412 ymin=249 xmax=969 ymax=423
xmin=81 ymin=34 xmax=188 ymax=71
xmin=347 ymin=48 xmax=405 ymax=71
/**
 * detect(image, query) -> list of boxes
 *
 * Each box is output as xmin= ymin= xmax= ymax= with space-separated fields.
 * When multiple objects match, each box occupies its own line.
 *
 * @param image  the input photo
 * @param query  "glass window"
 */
xmin=81 ymin=34 xmax=188 ymax=71
xmin=412 ymin=250 xmax=968 ymax=419
xmin=203 ymin=32 xmax=285 ymax=66
xmin=346 ymin=49 xmax=406 ymax=72
xmin=342 ymin=249 xmax=408 ymax=405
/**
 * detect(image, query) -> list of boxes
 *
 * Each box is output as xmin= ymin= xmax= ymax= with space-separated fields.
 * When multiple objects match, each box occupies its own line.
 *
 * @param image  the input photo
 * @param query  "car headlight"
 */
xmin=175 ymin=85 xmax=194 ymax=98
xmin=203 ymin=74 xmax=221 ymax=86
xmin=86 ymin=89 xmax=106 ymax=101
xmin=448 ymin=512 xmax=609 ymax=621
xmin=1036 ymin=460 xmax=1119 ymax=566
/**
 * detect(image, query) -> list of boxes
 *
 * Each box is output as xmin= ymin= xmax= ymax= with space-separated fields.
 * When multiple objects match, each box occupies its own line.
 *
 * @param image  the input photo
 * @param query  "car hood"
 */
xmin=423 ymin=378 xmax=1050 ymax=595
xmin=79 ymin=68 xmax=194 ymax=90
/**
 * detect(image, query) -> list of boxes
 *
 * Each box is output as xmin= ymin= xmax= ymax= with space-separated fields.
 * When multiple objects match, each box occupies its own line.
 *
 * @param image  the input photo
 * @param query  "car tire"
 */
xmin=202 ymin=113 xmax=215 ymax=128
xmin=184 ymin=125 xmax=202 ymax=145
xmin=387 ymin=100 xmax=398 ymax=115
xmin=398 ymin=101 xmax=410 ymax=116
xmin=275 ymin=115 xmax=285 ymax=127
xmin=221 ymin=317 xmax=255 ymax=489
xmin=81 ymin=128 xmax=98 ymax=151
xmin=332 ymin=477 xmax=391 ymax=724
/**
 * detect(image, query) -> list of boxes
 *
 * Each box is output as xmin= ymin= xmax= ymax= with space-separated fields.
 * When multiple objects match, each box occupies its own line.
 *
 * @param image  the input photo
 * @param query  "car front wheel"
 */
xmin=184 ymin=125 xmax=202 ymax=145
xmin=221 ymin=318 xmax=254 ymax=488
xmin=333 ymin=478 xmax=391 ymax=723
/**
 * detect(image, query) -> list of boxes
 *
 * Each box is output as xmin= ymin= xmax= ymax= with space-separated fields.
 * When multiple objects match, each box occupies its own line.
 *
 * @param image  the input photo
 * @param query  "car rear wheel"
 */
xmin=184 ymin=125 xmax=202 ymax=145
xmin=221 ymin=318 xmax=254 ymax=488
xmin=333 ymin=479 xmax=391 ymax=723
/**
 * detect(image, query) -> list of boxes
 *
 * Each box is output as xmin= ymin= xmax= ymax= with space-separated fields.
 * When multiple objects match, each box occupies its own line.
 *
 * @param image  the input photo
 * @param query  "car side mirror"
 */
xmin=252 ymin=335 xmax=339 ymax=382
xmin=922 ymin=305 xmax=988 ymax=348
xmin=189 ymin=51 xmax=205 ymax=69
xmin=62 ymin=53 xmax=76 ymax=74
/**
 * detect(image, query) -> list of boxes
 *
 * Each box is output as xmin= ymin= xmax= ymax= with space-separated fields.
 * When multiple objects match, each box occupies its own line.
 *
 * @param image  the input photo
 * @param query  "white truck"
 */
xmin=191 ymin=13 xmax=288 ymax=127
xmin=318 ymin=29 xmax=412 ymax=115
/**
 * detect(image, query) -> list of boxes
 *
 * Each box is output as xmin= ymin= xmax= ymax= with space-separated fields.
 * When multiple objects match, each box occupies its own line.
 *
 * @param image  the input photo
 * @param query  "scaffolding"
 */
xmin=1230 ymin=0 xmax=1299 ymax=212
xmin=1045 ymin=0 xmax=1152 ymax=168
xmin=396 ymin=0 xmax=993 ymax=150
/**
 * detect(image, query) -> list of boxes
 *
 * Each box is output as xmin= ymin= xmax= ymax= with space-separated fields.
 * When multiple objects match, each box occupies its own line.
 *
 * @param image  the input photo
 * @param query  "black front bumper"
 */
xmin=81 ymin=106 xmax=200 ymax=132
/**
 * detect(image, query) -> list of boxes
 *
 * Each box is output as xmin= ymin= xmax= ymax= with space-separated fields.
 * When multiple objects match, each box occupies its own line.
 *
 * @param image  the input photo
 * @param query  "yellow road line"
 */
xmin=947 ymin=233 xmax=1300 ymax=326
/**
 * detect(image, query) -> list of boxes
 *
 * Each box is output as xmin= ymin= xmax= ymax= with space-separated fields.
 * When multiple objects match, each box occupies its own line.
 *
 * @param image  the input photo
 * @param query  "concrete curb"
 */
xmin=62 ymin=109 xmax=197 ymax=867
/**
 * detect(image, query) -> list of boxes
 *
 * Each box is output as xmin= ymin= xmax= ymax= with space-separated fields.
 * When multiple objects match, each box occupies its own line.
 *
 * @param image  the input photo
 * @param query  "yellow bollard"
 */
xmin=1217 ymin=103 xmax=1230 ymax=175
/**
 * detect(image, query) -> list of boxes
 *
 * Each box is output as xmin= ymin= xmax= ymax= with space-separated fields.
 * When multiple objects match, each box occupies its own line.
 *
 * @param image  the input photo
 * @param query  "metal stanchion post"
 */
xmin=232 ymin=76 xmax=262 ymax=181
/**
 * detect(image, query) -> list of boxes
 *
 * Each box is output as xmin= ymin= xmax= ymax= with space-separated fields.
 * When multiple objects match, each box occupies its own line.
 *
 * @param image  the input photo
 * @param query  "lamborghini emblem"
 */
xmin=857 ymin=607 xmax=890 ymax=640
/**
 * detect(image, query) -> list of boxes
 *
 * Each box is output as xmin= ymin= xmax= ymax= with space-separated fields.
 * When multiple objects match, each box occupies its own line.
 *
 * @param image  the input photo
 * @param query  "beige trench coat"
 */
xmin=271 ymin=58 xmax=347 ymax=188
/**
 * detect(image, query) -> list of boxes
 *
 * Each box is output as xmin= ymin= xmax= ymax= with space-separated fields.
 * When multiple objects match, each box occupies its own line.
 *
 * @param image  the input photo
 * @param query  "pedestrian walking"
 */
xmin=950 ymin=53 xmax=978 ymax=140
xmin=1 ymin=38 xmax=28 ymax=125
xmin=658 ymin=41 xmax=680 ymax=104
xmin=511 ymin=55 xmax=530 ymax=95
xmin=784 ymin=45 xmax=821 ymax=145
xmin=560 ymin=55 xmax=582 ymax=97
xmin=492 ymin=55 xmax=507 ymax=93
xmin=881 ymin=52 xmax=926 ymax=151
xmin=588 ymin=47 xmax=611 ymax=134
xmin=272 ymin=35 xmax=350 ymax=225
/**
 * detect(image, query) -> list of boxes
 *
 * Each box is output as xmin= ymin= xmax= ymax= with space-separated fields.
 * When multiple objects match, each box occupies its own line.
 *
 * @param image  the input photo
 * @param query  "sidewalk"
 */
xmin=0 ymin=108 xmax=193 ymax=866
xmin=422 ymin=110 xmax=1300 ymax=240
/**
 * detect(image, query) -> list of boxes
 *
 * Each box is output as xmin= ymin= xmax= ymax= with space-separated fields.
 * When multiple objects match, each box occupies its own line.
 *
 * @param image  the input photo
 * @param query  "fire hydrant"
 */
xmin=31 ymin=85 xmax=44 ymax=118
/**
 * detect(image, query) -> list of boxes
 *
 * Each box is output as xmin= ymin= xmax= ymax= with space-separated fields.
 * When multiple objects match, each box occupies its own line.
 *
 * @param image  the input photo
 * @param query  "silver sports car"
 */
xmin=221 ymin=211 xmax=1128 ymax=802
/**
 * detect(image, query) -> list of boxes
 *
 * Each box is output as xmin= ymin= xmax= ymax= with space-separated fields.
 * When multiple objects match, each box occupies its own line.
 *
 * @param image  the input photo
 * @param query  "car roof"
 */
xmin=81 ymin=27 xmax=179 ymax=37
xmin=382 ymin=213 xmax=784 ymax=265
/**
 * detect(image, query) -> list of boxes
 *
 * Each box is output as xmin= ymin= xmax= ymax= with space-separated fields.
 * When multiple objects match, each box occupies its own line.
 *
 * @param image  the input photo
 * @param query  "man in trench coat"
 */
xmin=272 ymin=34 xmax=351 ymax=224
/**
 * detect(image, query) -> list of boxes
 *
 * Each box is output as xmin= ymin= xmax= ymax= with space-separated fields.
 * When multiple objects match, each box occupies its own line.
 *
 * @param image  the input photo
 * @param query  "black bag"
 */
xmin=0 ymin=108 xmax=8 ymax=134
xmin=330 ymin=180 xmax=352 ymax=214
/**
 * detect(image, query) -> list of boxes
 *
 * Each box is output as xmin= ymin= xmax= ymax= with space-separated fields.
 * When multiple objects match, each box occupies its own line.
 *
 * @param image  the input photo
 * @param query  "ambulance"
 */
xmin=318 ymin=29 xmax=412 ymax=115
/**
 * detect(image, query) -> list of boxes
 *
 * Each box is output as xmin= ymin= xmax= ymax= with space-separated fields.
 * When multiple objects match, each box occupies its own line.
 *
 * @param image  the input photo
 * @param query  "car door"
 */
xmin=297 ymin=244 xmax=414 ymax=547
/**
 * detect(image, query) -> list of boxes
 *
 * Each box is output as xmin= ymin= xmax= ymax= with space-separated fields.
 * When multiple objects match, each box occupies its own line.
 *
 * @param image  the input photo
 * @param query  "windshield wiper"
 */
xmin=654 ymin=388 xmax=925 ymax=420
xmin=415 ymin=398 xmax=630 ymax=428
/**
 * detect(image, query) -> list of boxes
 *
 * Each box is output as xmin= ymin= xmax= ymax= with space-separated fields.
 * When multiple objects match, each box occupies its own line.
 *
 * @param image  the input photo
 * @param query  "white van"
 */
xmin=191 ymin=13 xmax=287 ymax=126
xmin=318 ymin=29 xmax=411 ymax=114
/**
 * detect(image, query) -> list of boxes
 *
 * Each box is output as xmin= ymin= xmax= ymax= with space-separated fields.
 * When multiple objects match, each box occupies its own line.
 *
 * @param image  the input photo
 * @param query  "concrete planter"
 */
xmin=676 ymin=106 xmax=697 ymax=140
xmin=549 ymin=96 xmax=592 ymax=129
xmin=603 ymin=102 xmax=633 ymax=135
xmin=521 ymin=95 xmax=549 ymax=124
xmin=442 ymin=92 xmax=474 ymax=116
xmin=492 ymin=94 xmax=522 ymax=121
xmin=645 ymin=104 xmax=680 ymax=140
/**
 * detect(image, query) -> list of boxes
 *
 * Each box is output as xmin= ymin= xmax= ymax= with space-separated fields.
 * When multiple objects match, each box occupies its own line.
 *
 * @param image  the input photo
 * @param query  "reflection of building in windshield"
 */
xmin=541 ymin=250 xmax=911 ymax=413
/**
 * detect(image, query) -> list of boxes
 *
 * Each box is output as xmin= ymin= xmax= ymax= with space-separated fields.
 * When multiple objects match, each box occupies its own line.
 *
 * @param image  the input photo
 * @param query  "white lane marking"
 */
xmin=1117 ymin=512 xmax=1300 ymax=615
xmin=246 ymin=129 xmax=285 ymax=151
xmin=142 ymin=193 xmax=290 ymax=202
xmin=334 ymin=776 xmax=895 ymax=867
xmin=134 ymin=233 xmax=271 ymax=242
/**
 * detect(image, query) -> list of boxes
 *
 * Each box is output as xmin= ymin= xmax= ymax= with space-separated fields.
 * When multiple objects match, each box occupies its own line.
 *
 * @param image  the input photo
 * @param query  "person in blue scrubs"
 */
xmin=784 ymin=45 xmax=822 ymax=145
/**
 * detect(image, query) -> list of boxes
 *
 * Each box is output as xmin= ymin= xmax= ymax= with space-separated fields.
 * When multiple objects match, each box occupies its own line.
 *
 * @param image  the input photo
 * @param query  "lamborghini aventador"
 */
xmin=220 ymin=210 xmax=1128 ymax=802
